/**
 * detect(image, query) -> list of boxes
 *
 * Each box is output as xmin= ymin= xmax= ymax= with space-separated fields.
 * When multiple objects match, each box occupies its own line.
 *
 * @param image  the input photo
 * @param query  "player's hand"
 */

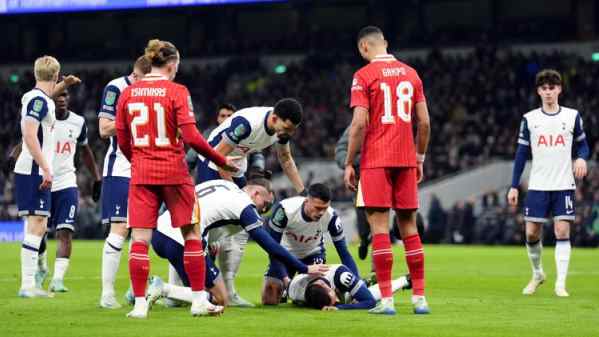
xmin=62 ymin=75 xmax=82 ymax=87
xmin=416 ymin=162 xmax=424 ymax=183
xmin=92 ymin=179 xmax=102 ymax=202
xmin=507 ymin=187 xmax=519 ymax=207
xmin=307 ymin=264 xmax=329 ymax=277
xmin=39 ymin=169 xmax=52 ymax=190
xmin=208 ymin=241 xmax=220 ymax=257
xmin=573 ymin=158 xmax=587 ymax=179
xmin=344 ymin=165 xmax=357 ymax=192
xmin=322 ymin=306 xmax=338 ymax=312
xmin=1 ymin=157 xmax=16 ymax=177
xmin=221 ymin=156 xmax=242 ymax=173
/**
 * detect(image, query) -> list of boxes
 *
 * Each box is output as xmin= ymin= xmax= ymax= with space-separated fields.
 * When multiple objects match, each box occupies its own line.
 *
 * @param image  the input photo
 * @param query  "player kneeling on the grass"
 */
xmin=261 ymin=183 xmax=360 ymax=305
xmin=288 ymin=264 xmax=410 ymax=311
xmin=508 ymin=69 xmax=589 ymax=297
xmin=146 ymin=179 xmax=329 ymax=307
xmin=115 ymin=39 xmax=240 ymax=318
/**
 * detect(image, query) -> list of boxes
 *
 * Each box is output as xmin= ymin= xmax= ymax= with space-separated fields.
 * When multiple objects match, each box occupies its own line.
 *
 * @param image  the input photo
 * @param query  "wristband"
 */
xmin=416 ymin=153 xmax=426 ymax=163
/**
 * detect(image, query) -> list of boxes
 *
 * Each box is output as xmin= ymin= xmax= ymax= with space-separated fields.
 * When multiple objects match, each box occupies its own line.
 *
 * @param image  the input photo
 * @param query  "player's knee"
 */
xmin=26 ymin=216 xmax=47 ymax=235
xmin=209 ymin=288 xmax=228 ymax=307
xmin=554 ymin=221 xmax=570 ymax=239
xmin=110 ymin=222 xmax=129 ymax=237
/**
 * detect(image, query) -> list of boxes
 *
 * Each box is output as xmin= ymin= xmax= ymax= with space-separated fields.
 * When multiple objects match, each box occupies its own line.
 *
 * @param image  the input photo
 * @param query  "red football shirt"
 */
xmin=115 ymin=73 xmax=196 ymax=185
xmin=350 ymin=54 xmax=426 ymax=169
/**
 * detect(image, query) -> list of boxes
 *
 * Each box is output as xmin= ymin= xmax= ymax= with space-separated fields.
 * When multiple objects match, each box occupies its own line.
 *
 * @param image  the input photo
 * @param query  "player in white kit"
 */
xmin=195 ymin=99 xmax=306 ymax=307
xmin=146 ymin=179 xmax=328 ymax=309
xmin=261 ymin=183 xmax=360 ymax=305
xmin=508 ymin=69 xmax=589 ymax=297
xmin=98 ymin=56 xmax=151 ymax=308
xmin=13 ymin=56 xmax=61 ymax=298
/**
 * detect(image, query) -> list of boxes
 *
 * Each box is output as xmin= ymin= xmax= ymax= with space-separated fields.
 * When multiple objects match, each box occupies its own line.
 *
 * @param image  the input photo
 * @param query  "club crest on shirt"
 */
xmin=105 ymin=91 xmax=116 ymax=105
xmin=33 ymin=99 xmax=44 ymax=112
xmin=234 ymin=124 xmax=246 ymax=138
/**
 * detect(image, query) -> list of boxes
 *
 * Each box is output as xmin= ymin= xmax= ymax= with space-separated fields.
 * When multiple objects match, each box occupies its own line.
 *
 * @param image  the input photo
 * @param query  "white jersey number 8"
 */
xmin=128 ymin=102 xmax=171 ymax=147
xmin=380 ymin=81 xmax=413 ymax=124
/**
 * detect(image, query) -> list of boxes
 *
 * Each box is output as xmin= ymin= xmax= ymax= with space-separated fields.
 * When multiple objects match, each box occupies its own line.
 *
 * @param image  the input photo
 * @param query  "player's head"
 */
xmin=304 ymin=278 xmax=336 ymax=309
xmin=55 ymin=90 xmax=70 ymax=114
xmin=356 ymin=26 xmax=388 ymax=62
xmin=131 ymin=55 xmax=152 ymax=83
xmin=271 ymin=98 xmax=303 ymax=141
xmin=245 ymin=178 xmax=275 ymax=214
xmin=535 ymin=69 xmax=562 ymax=105
xmin=217 ymin=103 xmax=236 ymax=125
xmin=34 ymin=55 xmax=60 ymax=84
xmin=304 ymin=183 xmax=331 ymax=221
xmin=144 ymin=39 xmax=180 ymax=80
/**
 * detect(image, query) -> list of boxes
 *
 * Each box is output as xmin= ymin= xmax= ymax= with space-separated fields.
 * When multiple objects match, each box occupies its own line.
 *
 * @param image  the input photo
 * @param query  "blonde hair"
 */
xmin=34 ymin=55 xmax=60 ymax=82
xmin=144 ymin=39 xmax=178 ymax=67
xmin=134 ymin=55 xmax=152 ymax=74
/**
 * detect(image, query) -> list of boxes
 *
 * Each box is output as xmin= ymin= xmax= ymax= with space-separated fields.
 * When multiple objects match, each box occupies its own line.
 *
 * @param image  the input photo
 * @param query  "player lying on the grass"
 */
xmin=261 ymin=183 xmax=360 ymax=305
xmin=288 ymin=264 xmax=410 ymax=311
xmin=147 ymin=179 xmax=329 ymax=307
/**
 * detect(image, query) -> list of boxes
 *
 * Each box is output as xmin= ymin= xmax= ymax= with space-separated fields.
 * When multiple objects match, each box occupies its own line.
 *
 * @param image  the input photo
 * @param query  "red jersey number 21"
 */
xmin=380 ymin=81 xmax=413 ymax=124
xmin=128 ymin=102 xmax=171 ymax=147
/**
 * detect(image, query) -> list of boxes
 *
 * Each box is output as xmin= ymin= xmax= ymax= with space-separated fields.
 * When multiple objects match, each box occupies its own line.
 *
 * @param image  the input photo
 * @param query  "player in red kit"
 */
xmin=344 ymin=26 xmax=431 ymax=315
xmin=115 ymin=39 xmax=238 ymax=319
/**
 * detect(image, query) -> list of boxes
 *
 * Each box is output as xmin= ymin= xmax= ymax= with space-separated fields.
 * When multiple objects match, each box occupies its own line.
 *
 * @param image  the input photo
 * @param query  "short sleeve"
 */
xmin=333 ymin=265 xmax=360 ymax=294
xmin=413 ymin=73 xmax=426 ymax=104
xmin=77 ymin=121 xmax=88 ymax=145
xmin=174 ymin=86 xmax=197 ymax=127
xmin=518 ymin=118 xmax=530 ymax=146
xmin=574 ymin=113 xmax=586 ymax=142
xmin=115 ymin=88 xmax=129 ymax=132
xmin=269 ymin=204 xmax=288 ymax=233
xmin=349 ymin=72 xmax=369 ymax=109
xmin=240 ymin=205 xmax=264 ymax=232
xmin=98 ymin=85 xmax=120 ymax=120
xmin=25 ymin=97 xmax=48 ymax=122
xmin=327 ymin=211 xmax=344 ymax=242
xmin=223 ymin=116 xmax=252 ymax=144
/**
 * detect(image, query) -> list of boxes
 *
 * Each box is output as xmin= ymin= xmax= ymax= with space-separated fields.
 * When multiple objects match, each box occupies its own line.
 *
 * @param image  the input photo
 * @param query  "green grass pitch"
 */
xmin=0 ymin=242 xmax=597 ymax=337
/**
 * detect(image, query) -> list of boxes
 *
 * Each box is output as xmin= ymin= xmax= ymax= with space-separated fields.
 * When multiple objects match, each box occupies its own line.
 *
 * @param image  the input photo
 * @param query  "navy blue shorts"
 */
xmin=151 ymin=230 xmax=220 ymax=289
xmin=49 ymin=187 xmax=79 ymax=232
xmin=524 ymin=190 xmax=575 ymax=223
xmin=100 ymin=176 xmax=130 ymax=224
xmin=265 ymin=253 xmax=325 ymax=281
xmin=195 ymin=161 xmax=247 ymax=188
xmin=15 ymin=173 xmax=51 ymax=217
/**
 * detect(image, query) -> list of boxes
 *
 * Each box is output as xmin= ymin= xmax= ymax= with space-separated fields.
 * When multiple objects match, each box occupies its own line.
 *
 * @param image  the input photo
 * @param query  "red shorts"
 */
xmin=356 ymin=167 xmax=418 ymax=210
xmin=128 ymin=183 xmax=200 ymax=229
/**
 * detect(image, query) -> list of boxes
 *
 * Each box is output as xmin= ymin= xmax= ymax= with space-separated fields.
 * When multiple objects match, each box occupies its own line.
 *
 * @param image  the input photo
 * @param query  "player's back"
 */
xmin=350 ymin=55 xmax=426 ymax=168
xmin=118 ymin=73 xmax=195 ymax=185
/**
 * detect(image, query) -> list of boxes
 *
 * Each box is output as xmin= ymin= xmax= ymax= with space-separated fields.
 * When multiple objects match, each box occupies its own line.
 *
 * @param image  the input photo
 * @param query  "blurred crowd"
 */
xmin=1 ymin=47 xmax=598 ymax=242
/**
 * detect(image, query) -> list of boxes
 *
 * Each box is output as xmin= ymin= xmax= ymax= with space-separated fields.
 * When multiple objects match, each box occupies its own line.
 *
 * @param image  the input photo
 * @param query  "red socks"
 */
xmin=183 ymin=239 xmax=206 ymax=292
xmin=403 ymin=234 xmax=425 ymax=296
xmin=372 ymin=233 xmax=394 ymax=298
xmin=129 ymin=241 xmax=150 ymax=298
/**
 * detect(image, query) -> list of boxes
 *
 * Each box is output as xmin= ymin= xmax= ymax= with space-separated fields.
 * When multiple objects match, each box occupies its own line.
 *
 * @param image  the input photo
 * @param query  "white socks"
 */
xmin=38 ymin=251 xmax=48 ymax=273
xmin=163 ymin=283 xmax=193 ymax=303
xmin=102 ymin=233 xmax=125 ymax=297
xmin=555 ymin=239 xmax=571 ymax=288
xmin=191 ymin=290 xmax=209 ymax=304
xmin=526 ymin=240 xmax=544 ymax=278
xmin=53 ymin=258 xmax=70 ymax=281
xmin=21 ymin=234 xmax=42 ymax=289
xmin=368 ymin=277 xmax=409 ymax=301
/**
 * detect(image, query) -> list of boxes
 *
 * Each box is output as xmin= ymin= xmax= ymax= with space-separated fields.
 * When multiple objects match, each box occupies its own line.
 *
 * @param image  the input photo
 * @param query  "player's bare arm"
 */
xmin=99 ymin=117 xmax=116 ymax=139
xmin=414 ymin=101 xmax=431 ymax=183
xmin=52 ymin=75 xmax=81 ymax=98
xmin=276 ymin=142 xmax=304 ymax=193
xmin=81 ymin=144 xmax=102 ymax=201
xmin=215 ymin=140 xmax=236 ymax=181
xmin=22 ymin=119 xmax=52 ymax=190
xmin=344 ymin=106 xmax=368 ymax=192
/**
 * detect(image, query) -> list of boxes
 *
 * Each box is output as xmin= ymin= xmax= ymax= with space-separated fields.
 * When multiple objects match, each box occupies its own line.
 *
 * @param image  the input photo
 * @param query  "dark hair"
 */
xmin=535 ymin=69 xmax=562 ymax=88
xmin=247 ymin=178 xmax=273 ymax=194
xmin=308 ymin=183 xmax=331 ymax=202
xmin=273 ymin=98 xmax=302 ymax=125
xmin=305 ymin=283 xmax=331 ymax=309
xmin=144 ymin=39 xmax=179 ymax=67
xmin=134 ymin=55 xmax=152 ymax=74
xmin=357 ymin=26 xmax=384 ymax=43
xmin=218 ymin=103 xmax=237 ymax=112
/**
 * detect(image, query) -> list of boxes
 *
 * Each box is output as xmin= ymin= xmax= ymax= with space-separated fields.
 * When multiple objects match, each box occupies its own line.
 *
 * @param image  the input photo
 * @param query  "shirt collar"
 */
xmin=372 ymin=54 xmax=396 ymax=63
xmin=142 ymin=73 xmax=168 ymax=81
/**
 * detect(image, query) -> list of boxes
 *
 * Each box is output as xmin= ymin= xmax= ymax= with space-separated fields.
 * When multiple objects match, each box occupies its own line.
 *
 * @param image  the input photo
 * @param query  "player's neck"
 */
xmin=542 ymin=102 xmax=560 ymax=114
xmin=34 ymin=81 xmax=54 ymax=97
xmin=56 ymin=110 xmax=69 ymax=120
xmin=369 ymin=50 xmax=391 ymax=62
xmin=149 ymin=67 xmax=171 ymax=79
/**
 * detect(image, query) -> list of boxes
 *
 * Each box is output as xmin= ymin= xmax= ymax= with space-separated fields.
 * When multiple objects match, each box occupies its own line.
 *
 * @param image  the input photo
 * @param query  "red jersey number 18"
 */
xmin=380 ymin=81 xmax=414 ymax=124
xmin=128 ymin=102 xmax=171 ymax=147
